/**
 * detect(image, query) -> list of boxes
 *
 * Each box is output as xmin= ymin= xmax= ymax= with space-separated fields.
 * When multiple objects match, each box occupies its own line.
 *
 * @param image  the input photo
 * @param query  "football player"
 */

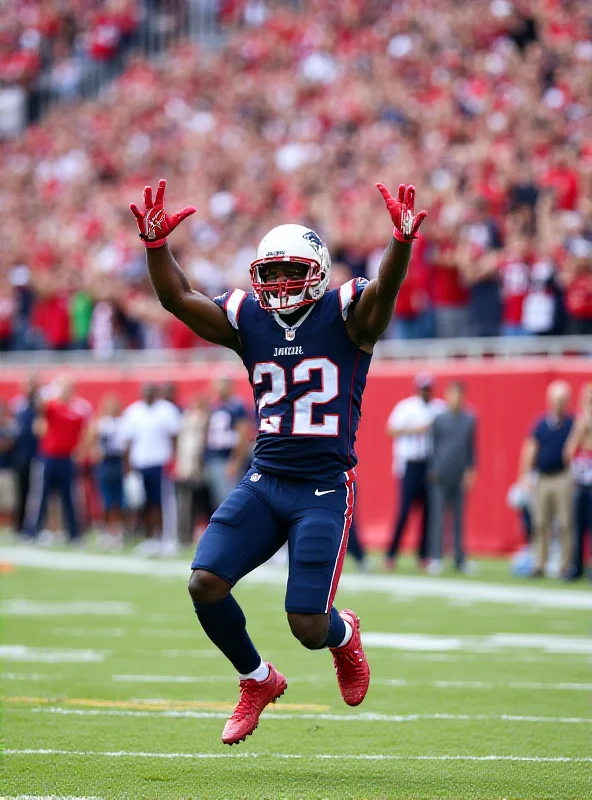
xmin=130 ymin=179 xmax=427 ymax=744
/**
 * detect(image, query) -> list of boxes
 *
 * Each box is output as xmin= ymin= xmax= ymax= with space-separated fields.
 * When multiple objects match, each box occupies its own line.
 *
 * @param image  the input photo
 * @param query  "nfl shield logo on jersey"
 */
xmin=250 ymin=472 xmax=262 ymax=482
xmin=285 ymin=330 xmax=296 ymax=341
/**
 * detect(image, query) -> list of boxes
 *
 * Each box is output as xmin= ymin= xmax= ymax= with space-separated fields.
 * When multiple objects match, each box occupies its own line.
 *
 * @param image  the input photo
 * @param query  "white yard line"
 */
xmin=363 ymin=632 xmax=592 ymax=655
xmin=110 ymin=673 xmax=592 ymax=691
xmin=51 ymin=628 xmax=127 ymax=638
xmin=113 ymin=674 xmax=230 ymax=684
xmin=28 ymin=707 xmax=592 ymax=725
xmin=2 ymin=546 xmax=591 ymax=610
xmin=5 ymin=749 xmax=590 ymax=763
xmin=0 ymin=600 xmax=132 ymax=616
xmin=2 ymin=672 xmax=62 ymax=681
xmin=0 ymin=646 xmax=105 ymax=663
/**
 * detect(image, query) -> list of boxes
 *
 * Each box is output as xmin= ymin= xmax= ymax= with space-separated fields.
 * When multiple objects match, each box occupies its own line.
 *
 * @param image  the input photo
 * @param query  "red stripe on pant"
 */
xmin=325 ymin=468 xmax=356 ymax=612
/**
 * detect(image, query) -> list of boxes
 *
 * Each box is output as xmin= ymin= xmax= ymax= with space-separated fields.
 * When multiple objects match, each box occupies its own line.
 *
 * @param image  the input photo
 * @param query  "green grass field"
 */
xmin=1 ymin=545 xmax=590 ymax=800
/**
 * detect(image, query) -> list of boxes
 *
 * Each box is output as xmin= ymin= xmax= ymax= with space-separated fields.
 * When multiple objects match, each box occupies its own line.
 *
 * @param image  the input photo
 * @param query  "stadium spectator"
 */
xmin=428 ymin=381 xmax=477 ymax=574
xmin=119 ymin=383 xmax=181 ymax=555
xmin=11 ymin=375 xmax=40 ymax=536
xmin=175 ymin=394 xmax=211 ymax=546
xmin=498 ymin=232 xmax=532 ymax=337
xmin=0 ymin=1 xmax=591 ymax=350
xmin=384 ymin=374 xmax=446 ymax=570
xmin=204 ymin=376 xmax=250 ymax=509
xmin=520 ymin=380 xmax=574 ymax=578
xmin=27 ymin=375 xmax=91 ymax=543
xmin=87 ymin=393 xmax=126 ymax=550
xmin=428 ymin=210 xmax=470 ymax=339
xmin=563 ymin=383 xmax=592 ymax=581
xmin=0 ymin=399 xmax=17 ymax=522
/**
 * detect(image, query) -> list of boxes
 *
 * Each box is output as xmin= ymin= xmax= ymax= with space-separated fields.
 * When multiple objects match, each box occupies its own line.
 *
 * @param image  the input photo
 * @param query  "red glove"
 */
xmin=130 ymin=179 xmax=196 ymax=249
xmin=376 ymin=183 xmax=427 ymax=242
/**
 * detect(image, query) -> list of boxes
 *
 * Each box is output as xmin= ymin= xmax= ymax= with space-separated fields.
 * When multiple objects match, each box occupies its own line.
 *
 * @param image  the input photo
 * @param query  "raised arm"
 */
xmin=346 ymin=183 xmax=427 ymax=351
xmin=130 ymin=180 xmax=241 ymax=353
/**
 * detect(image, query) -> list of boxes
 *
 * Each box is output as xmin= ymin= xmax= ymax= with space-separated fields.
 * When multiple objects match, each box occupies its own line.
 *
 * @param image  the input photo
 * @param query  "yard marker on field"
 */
xmin=51 ymin=627 xmax=127 ymax=638
xmin=5 ymin=749 xmax=591 ymax=763
xmin=0 ymin=600 xmax=133 ymax=616
xmin=112 ymin=674 xmax=231 ymax=684
xmin=2 ymin=546 xmax=592 ymax=610
xmin=4 ymin=696 xmax=329 ymax=713
xmin=27 ymin=707 xmax=592 ymax=725
xmin=109 ymin=674 xmax=592 ymax=691
xmin=5 ymin=796 xmax=103 ymax=799
xmin=2 ymin=673 xmax=62 ymax=682
xmin=374 ymin=678 xmax=592 ymax=691
xmin=363 ymin=632 xmax=592 ymax=655
xmin=0 ymin=646 xmax=105 ymax=663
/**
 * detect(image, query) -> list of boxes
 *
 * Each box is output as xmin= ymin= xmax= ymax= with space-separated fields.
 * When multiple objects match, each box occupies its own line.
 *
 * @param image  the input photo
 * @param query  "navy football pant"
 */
xmin=31 ymin=456 xmax=80 ymax=540
xmin=387 ymin=460 xmax=429 ymax=560
xmin=192 ymin=467 xmax=356 ymax=614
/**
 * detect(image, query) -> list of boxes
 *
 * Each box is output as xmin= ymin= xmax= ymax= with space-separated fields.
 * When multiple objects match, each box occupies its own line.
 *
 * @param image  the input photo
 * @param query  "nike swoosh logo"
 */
xmin=315 ymin=489 xmax=336 ymax=496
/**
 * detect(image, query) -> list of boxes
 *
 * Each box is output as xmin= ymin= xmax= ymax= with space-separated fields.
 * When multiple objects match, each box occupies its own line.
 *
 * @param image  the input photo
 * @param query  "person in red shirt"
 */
xmin=428 ymin=226 xmax=470 ymax=339
xmin=498 ymin=233 xmax=532 ymax=336
xmin=563 ymin=242 xmax=592 ymax=335
xmin=27 ymin=376 xmax=91 ymax=543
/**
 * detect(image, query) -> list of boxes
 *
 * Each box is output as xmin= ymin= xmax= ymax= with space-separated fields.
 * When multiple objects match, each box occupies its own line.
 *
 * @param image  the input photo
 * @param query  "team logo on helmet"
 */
xmin=302 ymin=230 xmax=325 ymax=257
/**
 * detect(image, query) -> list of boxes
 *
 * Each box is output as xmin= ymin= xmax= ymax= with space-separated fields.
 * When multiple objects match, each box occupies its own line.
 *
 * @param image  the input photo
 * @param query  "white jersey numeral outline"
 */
xmin=253 ymin=357 xmax=339 ymax=437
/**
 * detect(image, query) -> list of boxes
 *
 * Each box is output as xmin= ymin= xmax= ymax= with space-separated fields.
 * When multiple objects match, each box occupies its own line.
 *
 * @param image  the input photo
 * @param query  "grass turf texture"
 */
xmin=2 ymin=554 xmax=590 ymax=799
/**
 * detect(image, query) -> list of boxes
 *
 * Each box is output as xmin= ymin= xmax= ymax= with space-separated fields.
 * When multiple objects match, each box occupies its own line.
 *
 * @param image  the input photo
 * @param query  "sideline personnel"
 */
xmin=28 ymin=376 xmax=91 ymax=542
xmin=428 ymin=381 xmax=477 ymax=573
xmin=385 ymin=373 xmax=445 ymax=569
xmin=520 ymin=380 xmax=574 ymax=577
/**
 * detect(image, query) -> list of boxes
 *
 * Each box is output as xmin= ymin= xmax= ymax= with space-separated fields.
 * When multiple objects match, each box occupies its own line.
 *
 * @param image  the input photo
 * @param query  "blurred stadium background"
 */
xmin=1 ymin=0 xmax=590 ymax=554
xmin=2 ymin=2 xmax=592 ymax=798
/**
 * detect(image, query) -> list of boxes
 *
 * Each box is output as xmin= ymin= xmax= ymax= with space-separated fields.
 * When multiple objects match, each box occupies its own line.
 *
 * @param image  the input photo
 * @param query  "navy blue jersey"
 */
xmin=214 ymin=279 xmax=372 ymax=483
xmin=205 ymin=398 xmax=248 ymax=460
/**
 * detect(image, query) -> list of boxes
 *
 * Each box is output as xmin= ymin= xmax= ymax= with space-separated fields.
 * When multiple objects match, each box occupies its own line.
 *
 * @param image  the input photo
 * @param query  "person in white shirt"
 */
xmin=384 ymin=373 xmax=446 ymax=570
xmin=119 ymin=384 xmax=182 ymax=556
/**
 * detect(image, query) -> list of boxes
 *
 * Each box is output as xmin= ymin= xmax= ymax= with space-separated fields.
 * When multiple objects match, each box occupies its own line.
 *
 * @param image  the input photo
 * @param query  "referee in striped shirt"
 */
xmin=385 ymin=374 xmax=446 ymax=570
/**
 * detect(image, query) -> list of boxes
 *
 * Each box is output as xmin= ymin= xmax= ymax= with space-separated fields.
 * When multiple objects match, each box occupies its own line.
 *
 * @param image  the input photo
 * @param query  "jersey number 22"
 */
xmin=253 ymin=358 xmax=339 ymax=436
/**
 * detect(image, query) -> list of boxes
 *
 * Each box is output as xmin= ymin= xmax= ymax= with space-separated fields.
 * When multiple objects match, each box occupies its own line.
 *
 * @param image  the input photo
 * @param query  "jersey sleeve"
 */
xmin=338 ymin=278 xmax=369 ymax=320
xmin=212 ymin=289 xmax=248 ymax=330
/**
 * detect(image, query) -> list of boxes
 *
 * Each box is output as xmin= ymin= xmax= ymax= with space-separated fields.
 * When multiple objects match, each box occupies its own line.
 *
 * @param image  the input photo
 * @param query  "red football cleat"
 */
xmin=330 ymin=609 xmax=370 ymax=706
xmin=222 ymin=662 xmax=287 ymax=745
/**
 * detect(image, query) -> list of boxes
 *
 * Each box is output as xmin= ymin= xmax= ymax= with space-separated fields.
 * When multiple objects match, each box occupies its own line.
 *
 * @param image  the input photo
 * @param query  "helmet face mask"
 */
xmin=250 ymin=225 xmax=331 ymax=312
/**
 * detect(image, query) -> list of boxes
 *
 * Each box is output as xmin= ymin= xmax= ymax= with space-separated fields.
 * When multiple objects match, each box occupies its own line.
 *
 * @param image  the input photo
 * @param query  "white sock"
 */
xmin=239 ymin=660 xmax=269 ymax=682
xmin=338 ymin=620 xmax=353 ymax=648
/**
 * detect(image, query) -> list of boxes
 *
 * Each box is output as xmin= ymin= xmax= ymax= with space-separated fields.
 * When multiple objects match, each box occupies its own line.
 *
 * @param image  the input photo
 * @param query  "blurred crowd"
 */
xmin=1 ymin=0 xmax=591 ymax=353
xmin=0 ymin=373 xmax=253 ymax=555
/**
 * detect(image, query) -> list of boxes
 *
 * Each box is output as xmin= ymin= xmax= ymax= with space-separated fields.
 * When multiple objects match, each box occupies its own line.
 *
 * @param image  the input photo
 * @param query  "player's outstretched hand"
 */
xmin=130 ymin=179 xmax=197 ymax=249
xmin=376 ymin=183 xmax=427 ymax=242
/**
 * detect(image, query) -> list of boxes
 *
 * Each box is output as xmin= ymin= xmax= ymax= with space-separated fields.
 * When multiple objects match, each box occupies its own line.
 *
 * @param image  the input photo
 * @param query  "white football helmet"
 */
xmin=250 ymin=224 xmax=331 ymax=312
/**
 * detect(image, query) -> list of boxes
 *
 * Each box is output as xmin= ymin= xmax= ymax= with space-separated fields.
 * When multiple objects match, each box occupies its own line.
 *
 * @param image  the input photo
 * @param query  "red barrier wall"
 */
xmin=1 ymin=358 xmax=588 ymax=554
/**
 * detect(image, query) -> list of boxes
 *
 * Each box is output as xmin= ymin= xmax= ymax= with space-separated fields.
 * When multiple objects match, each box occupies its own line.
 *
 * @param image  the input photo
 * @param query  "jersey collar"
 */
xmin=272 ymin=304 xmax=315 ymax=340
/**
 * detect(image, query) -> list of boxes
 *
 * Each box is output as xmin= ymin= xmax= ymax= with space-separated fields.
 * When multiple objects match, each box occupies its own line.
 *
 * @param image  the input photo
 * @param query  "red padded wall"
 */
xmin=1 ymin=358 xmax=588 ymax=554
